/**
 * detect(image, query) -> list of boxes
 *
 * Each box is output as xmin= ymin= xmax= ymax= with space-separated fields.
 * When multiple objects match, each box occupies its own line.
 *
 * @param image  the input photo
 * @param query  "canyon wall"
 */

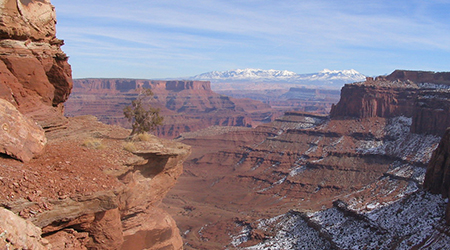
xmin=0 ymin=0 xmax=72 ymax=130
xmin=66 ymin=78 xmax=279 ymax=138
xmin=163 ymin=71 xmax=450 ymax=248
xmin=0 ymin=1 xmax=191 ymax=249
xmin=424 ymin=128 xmax=450 ymax=224
xmin=73 ymin=78 xmax=212 ymax=93
xmin=385 ymin=69 xmax=450 ymax=85
xmin=331 ymin=71 xmax=450 ymax=136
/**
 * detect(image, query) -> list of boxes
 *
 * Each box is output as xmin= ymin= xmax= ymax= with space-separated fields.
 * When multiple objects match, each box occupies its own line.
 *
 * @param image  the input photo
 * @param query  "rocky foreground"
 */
xmin=0 ymin=115 xmax=190 ymax=249
xmin=0 ymin=1 xmax=191 ymax=249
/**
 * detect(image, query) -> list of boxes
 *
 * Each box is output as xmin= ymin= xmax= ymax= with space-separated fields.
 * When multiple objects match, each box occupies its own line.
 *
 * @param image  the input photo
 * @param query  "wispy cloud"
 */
xmin=52 ymin=0 xmax=450 ymax=78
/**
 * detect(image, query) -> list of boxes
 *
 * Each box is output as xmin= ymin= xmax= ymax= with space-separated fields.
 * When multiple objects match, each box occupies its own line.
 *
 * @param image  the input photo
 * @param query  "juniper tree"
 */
xmin=123 ymin=88 xmax=163 ymax=136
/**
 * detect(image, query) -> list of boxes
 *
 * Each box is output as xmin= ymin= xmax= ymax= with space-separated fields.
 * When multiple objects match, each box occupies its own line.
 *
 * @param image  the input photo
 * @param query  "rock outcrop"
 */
xmin=331 ymin=70 xmax=450 ymax=136
xmin=424 ymin=127 xmax=450 ymax=224
xmin=0 ymin=98 xmax=46 ymax=161
xmin=385 ymin=69 xmax=450 ymax=85
xmin=0 ymin=1 xmax=191 ymax=249
xmin=66 ymin=78 xmax=278 ymax=138
xmin=0 ymin=207 xmax=49 ymax=250
xmin=0 ymin=0 xmax=73 ymax=130
xmin=0 ymin=116 xmax=190 ymax=249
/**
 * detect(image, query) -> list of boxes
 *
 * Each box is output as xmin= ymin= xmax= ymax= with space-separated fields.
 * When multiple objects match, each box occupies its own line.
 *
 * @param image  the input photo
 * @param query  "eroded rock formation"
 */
xmin=0 ymin=1 xmax=191 ymax=249
xmin=66 ymin=78 xmax=278 ymax=138
xmin=0 ymin=98 xmax=46 ymax=161
xmin=0 ymin=116 xmax=190 ymax=249
xmin=385 ymin=69 xmax=450 ymax=85
xmin=424 ymin=128 xmax=450 ymax=224
xmin=331 ymin=70 xmax=450 ymax=136
xmin=162 ymin=71 xmax=450 ymax=248
xmin=0 ymin=0 xmax=72 ymax=130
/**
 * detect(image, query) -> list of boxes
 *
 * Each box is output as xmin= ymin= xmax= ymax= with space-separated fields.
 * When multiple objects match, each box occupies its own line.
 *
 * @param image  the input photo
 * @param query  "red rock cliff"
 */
xmin=67 ymin=78 xmax=277 ymax=138
xmin=0 ymin=0 xmax=73 ymax=129
xmin=329 ymin=83 xmax=416 ymax=118
xmin=0 ymin=1 xmax=191 ymax=249
xmin=386 ymin=70 xmax=450 ymax=85
xmin=73 ymin=78 xmax=212 ymax=93
xmin=330 ymin=70 xmax=450 ymax=136
xmin=424 ymin=128 xmax=450 ymax=224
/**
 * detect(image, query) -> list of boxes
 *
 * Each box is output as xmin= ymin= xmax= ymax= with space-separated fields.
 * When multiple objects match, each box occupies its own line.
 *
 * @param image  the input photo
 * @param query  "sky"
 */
xmin=51 ymin=0 xmax=450 ymax=79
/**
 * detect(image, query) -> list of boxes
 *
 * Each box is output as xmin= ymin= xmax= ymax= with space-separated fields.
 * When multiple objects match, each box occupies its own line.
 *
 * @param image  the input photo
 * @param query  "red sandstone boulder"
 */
xmin=0 ymin=0 xmax=56 ymax=41
xmin=0 ymin=98 xmax=46 ymax=161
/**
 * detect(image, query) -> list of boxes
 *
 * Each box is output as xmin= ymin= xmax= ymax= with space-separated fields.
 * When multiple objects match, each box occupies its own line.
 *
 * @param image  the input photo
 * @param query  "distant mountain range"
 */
xmin=190 ymin=68 xmax=366 ymax=86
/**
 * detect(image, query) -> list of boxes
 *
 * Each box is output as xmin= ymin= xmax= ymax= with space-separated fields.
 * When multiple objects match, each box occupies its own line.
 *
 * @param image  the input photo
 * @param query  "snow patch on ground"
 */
xmin=230 ymin=224 xmax=252 ymax=247
xmin=418 ymin=82 xmax=450 ymax=90
xmin=240 ymin=212 xmax=331 ymax=250
xmin=387 ymin=161 xmax=427 ymax=183
xmin=238 ymin=190 xmax=450 ymax=249
xmin=357 ymin=117 xmax=440 ymax=163
xmin=289 ymin=166 xmax=306 ymax=177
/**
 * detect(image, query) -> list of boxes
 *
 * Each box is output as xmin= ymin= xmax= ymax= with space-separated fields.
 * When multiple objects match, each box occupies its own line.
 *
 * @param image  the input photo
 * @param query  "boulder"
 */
xmin=0 ymin=98 xmax=46 ymax=161
xmin=0 ymin=207 xmax=49 ymax=250
xmin=0 ymin=0 xmax=56 ymax=41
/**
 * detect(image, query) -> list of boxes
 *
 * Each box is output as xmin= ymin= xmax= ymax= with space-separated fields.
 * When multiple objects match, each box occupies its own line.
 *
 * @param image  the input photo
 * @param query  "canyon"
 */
xmin=65 ymin=69 xmax=365 ymax=138
xmin=161 ymin=70 xmax=450 ymax=249
xmin=2 ymin=0 xmax=450 ymax=249
xmin=65 ymin=79 xmax=280 ymax=138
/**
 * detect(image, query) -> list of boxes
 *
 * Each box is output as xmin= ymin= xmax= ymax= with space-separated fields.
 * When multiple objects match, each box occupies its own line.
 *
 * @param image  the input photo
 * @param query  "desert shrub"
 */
xmin=183 ymin=205 xmax=196 ymax=211
xmin=134 ymin=132 xmax=152 ymax=142
xmin=82 ymin=138 xmax=105 ymax=149
xmin=123 ymin=142 xmax=137 ymax=152
xmin=124 ymin=88 xmax=163 ymax=136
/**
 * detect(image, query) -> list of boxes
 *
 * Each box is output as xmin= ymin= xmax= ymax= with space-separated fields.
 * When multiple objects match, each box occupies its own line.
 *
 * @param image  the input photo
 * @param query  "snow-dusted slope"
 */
xmin=191 ymin=68 xmax=366 ymax=86
xmin=234 ymin=173 xmax=450 ymax=249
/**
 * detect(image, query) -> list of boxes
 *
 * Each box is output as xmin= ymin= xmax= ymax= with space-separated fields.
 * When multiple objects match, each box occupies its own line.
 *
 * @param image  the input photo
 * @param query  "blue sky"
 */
xmin=51 ymin=0 xmax=450 ymax=79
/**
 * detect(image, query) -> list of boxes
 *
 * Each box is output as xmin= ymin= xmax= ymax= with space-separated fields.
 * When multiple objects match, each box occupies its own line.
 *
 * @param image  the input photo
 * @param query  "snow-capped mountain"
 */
xmin=192 ymin=68 xmax=298 ymax=81
xmin=191 ymin=68 xmax=366 ymax=86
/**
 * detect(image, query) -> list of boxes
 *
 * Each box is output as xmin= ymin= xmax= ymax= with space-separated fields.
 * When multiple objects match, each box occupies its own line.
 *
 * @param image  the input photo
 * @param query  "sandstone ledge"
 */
xmin=0 ymin=116 xmax=190 ymax=249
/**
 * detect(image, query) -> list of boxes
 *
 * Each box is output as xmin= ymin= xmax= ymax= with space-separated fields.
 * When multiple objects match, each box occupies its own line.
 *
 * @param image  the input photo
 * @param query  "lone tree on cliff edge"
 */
xmin=123 ymin=88 xmax=163 ymax=136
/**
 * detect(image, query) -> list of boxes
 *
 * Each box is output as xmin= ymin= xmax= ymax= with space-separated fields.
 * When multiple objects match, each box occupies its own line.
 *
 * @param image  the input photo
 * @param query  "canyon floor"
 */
xmin=162 ymin=114 xmax=447 ymax=249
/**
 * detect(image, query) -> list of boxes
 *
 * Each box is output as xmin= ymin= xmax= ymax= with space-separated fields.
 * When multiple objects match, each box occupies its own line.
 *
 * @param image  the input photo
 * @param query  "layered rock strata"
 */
xmin=163 ymin=71 xmax=450 ymax=248
xmin=331 ymin=70 xmax=450 ymax=136
xmin=0 ymin=0 xmax=73 ymax=130
xmin=0 ymin=98 xmax=46 ymax=161
xmin=65 ymin=79 xmax=279 ymax=138
xmin=424 ymin=128 xmax=450 ymax=224
xmin=0 ymin=1 xmax=190 ymax=249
